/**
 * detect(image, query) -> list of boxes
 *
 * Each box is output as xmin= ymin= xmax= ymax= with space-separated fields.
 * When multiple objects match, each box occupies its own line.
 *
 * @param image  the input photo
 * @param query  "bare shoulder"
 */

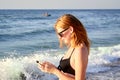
xmin=74 ymin=43 xmax=88 ymax=58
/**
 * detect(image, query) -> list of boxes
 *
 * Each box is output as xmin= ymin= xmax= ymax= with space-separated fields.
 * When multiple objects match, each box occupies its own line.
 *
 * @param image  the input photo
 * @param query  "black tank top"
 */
xmin=57 ymin=48 xmax=75 ymax=75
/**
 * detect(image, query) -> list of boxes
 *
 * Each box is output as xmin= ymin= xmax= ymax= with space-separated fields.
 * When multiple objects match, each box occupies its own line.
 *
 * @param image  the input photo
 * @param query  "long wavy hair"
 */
xmin=54 ymin=14 xmax=90 ymax=53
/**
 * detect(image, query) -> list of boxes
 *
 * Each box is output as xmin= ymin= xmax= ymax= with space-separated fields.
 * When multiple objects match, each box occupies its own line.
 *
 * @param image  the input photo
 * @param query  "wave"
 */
xmin=22 ymin=16 xmax=53 ymax=21
xmin=0 ymin=50 xmax=61 ymax=80
xmin=87 ymin=44 xmax=120 ymax=73
xmin=0 ymin=44 xmax=120 ymax=79
xmin=0 ymin=24 xmax=12 ymax=29
xmin=0 ymin=28 xmax=55 ymax=41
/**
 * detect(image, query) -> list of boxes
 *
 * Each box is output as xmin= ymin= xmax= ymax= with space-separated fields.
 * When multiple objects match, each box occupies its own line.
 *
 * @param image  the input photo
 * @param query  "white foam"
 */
xmin=87 ymin=44 xmax=120 ymax=73
xmin=0 ymin=44 xmax=120 ymax=79
xmin=0 ymin=50 xmax=62 ymax=80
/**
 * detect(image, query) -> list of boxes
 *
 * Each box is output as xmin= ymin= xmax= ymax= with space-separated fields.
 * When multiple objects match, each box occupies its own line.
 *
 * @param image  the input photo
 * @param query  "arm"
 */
xmin=38 ymin=61 xmax=75 ymax=80
xmin=53 ymin=67 xmax=75 ymax=80
xmin=75 ymin=45 xmax=88 ymax=80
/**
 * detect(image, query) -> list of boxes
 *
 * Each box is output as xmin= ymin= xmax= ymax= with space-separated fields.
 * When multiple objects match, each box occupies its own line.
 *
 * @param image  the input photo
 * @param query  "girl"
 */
xmin=38 ymin=14 xmax=90 ymax=80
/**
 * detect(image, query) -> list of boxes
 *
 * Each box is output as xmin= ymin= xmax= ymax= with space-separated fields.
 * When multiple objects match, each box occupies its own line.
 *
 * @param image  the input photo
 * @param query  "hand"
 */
xmin=38 ymin=61 xmax=57 ymax=74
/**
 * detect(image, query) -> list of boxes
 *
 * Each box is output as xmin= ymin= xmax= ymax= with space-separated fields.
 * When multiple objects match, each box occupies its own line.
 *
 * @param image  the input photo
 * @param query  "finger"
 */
xmin=44 ymin=61 xmax=50 ymax=64
xmin=39 ymin=62 xmax=44 ymax=66
xmin=38 ymin=64 xmax=45 ymax=72
xmin=44 ymin=64 xmax=49 ymax=72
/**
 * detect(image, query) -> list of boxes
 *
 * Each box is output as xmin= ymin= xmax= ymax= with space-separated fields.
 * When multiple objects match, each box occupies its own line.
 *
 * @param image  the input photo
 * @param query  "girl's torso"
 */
xmin=58 ymin=48 xmax=75 ymax=75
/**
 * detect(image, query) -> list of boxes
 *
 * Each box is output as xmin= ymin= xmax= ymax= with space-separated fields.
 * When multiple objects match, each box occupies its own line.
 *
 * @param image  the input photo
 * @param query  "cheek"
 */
xmin=66 ymin=33 xmax=71 ymax=41
xmin=62 ymin=31 xmax=71 ymax=44
xmin=63 ymin=36 xmax=71 ymax=44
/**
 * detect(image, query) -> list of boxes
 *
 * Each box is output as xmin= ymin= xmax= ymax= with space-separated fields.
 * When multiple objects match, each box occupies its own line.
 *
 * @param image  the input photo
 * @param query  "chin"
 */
xmin=64 ymin=40 xmax=70 ymax=45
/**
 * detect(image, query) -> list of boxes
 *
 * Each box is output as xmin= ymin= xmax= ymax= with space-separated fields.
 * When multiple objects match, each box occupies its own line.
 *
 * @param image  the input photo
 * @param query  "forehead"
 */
xmin=56 ymin=27 xmax=65 ymax=33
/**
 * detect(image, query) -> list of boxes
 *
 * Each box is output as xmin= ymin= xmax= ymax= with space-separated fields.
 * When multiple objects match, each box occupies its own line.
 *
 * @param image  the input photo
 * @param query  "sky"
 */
xmin=0 ymin=0 xmax=120 ymax=9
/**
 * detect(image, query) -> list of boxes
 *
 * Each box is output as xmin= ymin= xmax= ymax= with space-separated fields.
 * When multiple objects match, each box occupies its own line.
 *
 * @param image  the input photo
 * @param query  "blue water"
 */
xmin=0 ymin=9 xmax=120 ymax=80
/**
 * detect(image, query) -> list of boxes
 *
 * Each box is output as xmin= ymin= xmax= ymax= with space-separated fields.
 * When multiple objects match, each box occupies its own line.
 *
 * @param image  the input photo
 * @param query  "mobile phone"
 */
xmin=36 ymin=60 xmax=43 ymax=66
xmin=36 ymin=60 xmax=39 ymax=63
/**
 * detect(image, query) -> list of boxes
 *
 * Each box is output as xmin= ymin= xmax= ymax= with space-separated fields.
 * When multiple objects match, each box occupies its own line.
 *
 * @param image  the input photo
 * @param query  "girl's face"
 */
xmin=57 ymin=27 xmax=73 ymax=45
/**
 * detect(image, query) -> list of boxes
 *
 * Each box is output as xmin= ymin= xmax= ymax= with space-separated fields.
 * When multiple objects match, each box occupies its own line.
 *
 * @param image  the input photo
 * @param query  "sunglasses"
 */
xmin=58 ymin=28 xmax=69 ymax=37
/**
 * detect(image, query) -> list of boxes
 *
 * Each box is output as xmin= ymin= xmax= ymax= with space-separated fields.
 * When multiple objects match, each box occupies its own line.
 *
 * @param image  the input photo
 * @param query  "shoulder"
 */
xmin=74 ymin=43 xmax=88 ymax=59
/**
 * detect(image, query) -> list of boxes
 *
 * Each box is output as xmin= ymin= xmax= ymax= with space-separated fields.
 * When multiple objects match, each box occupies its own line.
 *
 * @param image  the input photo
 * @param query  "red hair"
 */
xmin=54 ymin=14 xmax=90 ymax=53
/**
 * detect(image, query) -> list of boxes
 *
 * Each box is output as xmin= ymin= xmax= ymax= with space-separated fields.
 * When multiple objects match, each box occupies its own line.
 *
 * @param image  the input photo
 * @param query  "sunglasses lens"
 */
xmin=58 ymin=28 xmax=69 ymax=37
xmin=58 ymin=33 xmax=62 ymax=37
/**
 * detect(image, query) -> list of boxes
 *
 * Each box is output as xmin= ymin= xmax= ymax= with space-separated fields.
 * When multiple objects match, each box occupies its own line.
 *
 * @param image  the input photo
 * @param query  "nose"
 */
xmin=58 ymin=35 xmax=63 ymax=40
xmin=58 ymin=34 xmax=61 ymax=38
xmin=61 ymin=37 xmax=64 ymax=40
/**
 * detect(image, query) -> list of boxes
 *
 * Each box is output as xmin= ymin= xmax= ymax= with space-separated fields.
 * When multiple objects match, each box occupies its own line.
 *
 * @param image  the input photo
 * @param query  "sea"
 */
xmin=0 ymin=9 xmax=120 ymax=80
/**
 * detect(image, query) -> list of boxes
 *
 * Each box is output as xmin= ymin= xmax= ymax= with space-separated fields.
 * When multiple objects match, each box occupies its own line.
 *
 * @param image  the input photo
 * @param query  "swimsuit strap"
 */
xmin=69 ymin=48 xmax=75 ymax=58
xmin=61 ymin=48 xmax=75 ymax=60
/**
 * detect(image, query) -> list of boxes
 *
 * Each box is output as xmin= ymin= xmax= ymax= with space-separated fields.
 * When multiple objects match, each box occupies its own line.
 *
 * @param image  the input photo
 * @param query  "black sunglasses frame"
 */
xmin=58 ymin=28 xmax=69 ymax=37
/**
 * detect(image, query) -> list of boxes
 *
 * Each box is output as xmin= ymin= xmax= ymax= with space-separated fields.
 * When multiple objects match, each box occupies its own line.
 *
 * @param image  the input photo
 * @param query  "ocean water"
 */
xmin=0 ymin=9 xmax=120 ymax=80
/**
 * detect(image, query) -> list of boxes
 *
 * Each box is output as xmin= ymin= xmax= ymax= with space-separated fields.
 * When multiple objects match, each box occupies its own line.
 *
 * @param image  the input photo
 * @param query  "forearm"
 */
xmin=53 ymin=68 xmax=75 ymax=80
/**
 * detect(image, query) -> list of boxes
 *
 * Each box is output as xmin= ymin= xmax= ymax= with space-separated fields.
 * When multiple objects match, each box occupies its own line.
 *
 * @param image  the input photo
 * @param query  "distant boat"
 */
xmin=43 ymin=12 xmax=51 ymax=17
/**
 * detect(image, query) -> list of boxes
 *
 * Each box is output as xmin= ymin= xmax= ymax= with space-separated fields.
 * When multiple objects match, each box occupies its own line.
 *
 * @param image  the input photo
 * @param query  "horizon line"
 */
xmin=0 ymin=8 xmax=120 ymax=10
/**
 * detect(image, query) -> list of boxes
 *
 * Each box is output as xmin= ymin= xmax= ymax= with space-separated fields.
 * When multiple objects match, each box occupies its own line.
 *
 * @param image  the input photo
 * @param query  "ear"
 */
xmin=69 ymin=26 xmax=73 ymax=33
